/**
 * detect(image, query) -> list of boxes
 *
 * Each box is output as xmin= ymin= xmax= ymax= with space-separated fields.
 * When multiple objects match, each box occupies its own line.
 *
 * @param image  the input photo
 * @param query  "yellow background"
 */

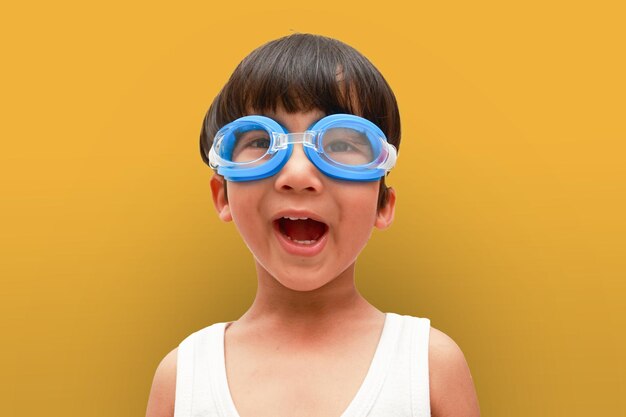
xmin=1 ymin=0 xmax=624 ymax=415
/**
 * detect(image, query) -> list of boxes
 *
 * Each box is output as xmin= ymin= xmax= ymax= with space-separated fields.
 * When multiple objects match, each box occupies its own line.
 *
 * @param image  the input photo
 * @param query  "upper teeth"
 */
xmin=284 ymin=216 xmax=309 ymax=220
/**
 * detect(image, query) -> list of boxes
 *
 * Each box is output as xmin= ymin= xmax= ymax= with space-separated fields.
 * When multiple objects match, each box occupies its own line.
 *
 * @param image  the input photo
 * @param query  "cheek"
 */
xmin=226 ymin=183 xmax=266 ymax=234
xmin=353 ymin=182 xmax=380 ymax=215
xmin=336 ymin=184 xmax=380 ymax=234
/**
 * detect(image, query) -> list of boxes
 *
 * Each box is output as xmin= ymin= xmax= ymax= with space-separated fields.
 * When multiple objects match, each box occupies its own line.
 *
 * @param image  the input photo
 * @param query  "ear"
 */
xmin=375 ymin=187 xmax=396 ymax=229
xmin=210 ymin=174 xmax=232 ymax=222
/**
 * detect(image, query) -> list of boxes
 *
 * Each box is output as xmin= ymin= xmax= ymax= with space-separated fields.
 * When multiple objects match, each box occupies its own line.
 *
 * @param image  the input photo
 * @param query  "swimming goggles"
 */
xmin=208 ymin=114 xmax=397 ymax=182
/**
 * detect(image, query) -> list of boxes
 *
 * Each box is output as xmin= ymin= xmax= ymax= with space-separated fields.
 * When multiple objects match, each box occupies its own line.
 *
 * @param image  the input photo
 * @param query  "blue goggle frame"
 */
xmin=208 ymin=114 xmax=397 ymax=182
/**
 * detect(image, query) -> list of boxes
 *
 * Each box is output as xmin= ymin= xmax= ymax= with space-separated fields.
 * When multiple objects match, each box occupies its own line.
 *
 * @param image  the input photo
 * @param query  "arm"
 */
xmin=429 ymin=328 xmax=481 ymax=417
xmin=145 ymin=348 xmax=178 ymax=417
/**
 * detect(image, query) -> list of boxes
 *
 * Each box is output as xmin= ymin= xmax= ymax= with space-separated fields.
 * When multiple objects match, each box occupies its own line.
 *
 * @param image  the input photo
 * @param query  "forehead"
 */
xmin=257 ymin=106 xmax=327 ymax=132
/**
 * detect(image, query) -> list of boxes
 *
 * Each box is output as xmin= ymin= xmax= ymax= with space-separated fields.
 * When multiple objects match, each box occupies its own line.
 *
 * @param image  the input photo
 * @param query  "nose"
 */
xmin=274 ymin=144 xmax=324 ymax=193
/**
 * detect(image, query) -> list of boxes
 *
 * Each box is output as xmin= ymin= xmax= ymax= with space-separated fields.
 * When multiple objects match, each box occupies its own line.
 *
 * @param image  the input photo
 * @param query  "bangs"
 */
xmin=200 ymin=34 xmax=400 ymax=166
xmin=228 ymin=37 xmax=364 ymax=115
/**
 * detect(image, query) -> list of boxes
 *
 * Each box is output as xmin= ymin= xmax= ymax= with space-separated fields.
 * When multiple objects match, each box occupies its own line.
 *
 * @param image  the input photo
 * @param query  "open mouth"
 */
xmin=275 ymin=216 xmax=329 ymax=245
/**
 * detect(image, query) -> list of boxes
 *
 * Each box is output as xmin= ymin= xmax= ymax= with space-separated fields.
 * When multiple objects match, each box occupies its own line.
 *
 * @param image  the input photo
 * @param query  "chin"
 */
xmin=274 ymin=274 xmax=333 ymax=293
xmin=255 ymin=258 xmax=355 ymax=293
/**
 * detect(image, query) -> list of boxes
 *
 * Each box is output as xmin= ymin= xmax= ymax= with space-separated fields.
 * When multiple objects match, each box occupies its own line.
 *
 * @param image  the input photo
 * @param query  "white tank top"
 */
xmin=174 ymin=313 xmax=431 ymax=417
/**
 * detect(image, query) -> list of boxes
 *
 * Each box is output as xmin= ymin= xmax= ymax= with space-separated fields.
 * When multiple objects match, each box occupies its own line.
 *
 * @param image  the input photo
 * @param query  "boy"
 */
xmin=146 ymin=33 xmax=480 ymax=417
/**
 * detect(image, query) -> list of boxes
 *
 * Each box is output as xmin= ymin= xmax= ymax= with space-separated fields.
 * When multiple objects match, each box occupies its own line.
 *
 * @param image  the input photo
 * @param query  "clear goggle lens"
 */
xmin=224 ymin=125 xmax=377 ymax=166
xmin=230 ymin=127 xmax=272 ymax=164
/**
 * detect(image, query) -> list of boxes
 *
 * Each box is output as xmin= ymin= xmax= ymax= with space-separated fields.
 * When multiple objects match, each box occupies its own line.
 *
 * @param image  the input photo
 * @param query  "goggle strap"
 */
xmin=208 ymin=144 xmax=220 ymax=169
xmin=377 ymin=143 xmax=398 ymax=172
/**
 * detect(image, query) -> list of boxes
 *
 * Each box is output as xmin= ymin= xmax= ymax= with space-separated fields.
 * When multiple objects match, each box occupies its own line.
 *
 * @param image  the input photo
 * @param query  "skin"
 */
xmin=145 ymin=108 xmax=480 ymax=417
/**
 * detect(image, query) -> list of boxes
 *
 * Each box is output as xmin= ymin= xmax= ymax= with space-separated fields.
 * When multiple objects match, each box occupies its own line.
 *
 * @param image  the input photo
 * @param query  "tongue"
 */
xmin=282 ymin=219 xmax=326 ymax=241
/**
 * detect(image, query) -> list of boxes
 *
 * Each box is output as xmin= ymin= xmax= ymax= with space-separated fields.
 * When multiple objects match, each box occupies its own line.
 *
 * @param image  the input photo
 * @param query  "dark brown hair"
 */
xmin=199 ymin=33 xmax=401 ymax=208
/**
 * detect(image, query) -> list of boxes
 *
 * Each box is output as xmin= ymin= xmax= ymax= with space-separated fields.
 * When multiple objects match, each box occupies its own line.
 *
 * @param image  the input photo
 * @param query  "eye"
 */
xmin=247 ymin=138 xmax=270 ymax=149
xmin=325 ymin=140 xmax=355 ymax=153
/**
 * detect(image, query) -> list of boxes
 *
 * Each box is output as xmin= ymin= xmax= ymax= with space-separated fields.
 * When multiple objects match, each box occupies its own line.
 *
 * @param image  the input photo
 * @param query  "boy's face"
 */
xmin=210 ymin=107 xmax=396 ymax=292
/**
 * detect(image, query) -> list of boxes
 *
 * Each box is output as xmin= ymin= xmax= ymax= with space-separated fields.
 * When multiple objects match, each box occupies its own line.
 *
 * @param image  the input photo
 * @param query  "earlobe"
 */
xmin=210 ymin=174 xmax=232 ymax=222
xmin=375 ymin=187 xmax=396 ymax=229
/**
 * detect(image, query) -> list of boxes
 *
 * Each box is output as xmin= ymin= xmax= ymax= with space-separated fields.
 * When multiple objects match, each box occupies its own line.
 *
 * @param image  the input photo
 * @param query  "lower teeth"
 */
xmin=286 ymin=236 xmax=317 ymax=244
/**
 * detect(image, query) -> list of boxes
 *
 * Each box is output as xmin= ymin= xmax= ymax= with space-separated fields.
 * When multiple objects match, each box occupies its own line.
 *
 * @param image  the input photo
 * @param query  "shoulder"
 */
xmin=145 ymin=347 xmax=178 ymax=417
xmin=428 ymin=326 xmax=481 ymax=417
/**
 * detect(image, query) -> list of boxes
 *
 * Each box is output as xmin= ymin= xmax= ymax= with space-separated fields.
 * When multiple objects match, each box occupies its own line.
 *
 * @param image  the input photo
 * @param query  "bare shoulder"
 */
xmin=145 ymin=347 xmax=178 ymax=417
xmin=428 ymin=327 xmax=481 ymax=417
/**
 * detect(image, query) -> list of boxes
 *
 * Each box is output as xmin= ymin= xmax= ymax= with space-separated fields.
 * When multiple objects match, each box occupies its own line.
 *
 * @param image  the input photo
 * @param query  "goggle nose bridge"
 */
xmin=271 ymin=131 xmax=317 ymax=152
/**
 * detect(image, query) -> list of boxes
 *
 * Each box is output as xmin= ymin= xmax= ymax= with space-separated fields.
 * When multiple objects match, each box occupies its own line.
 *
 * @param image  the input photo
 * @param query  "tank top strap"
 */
xmin=409 ymin=315 xmax=431 ymax=417
xmin=341 ymin=312 xmax=405 ymax=416
xmin=174 ymin=322 xmax=236 ymax=417
xmin=342 ymin=313 xmax=431 ymax=417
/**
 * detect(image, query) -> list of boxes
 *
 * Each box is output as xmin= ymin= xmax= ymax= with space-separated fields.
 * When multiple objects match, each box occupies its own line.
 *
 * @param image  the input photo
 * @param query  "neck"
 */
xmin=236 ymin=262 xmax=382 ymax=333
